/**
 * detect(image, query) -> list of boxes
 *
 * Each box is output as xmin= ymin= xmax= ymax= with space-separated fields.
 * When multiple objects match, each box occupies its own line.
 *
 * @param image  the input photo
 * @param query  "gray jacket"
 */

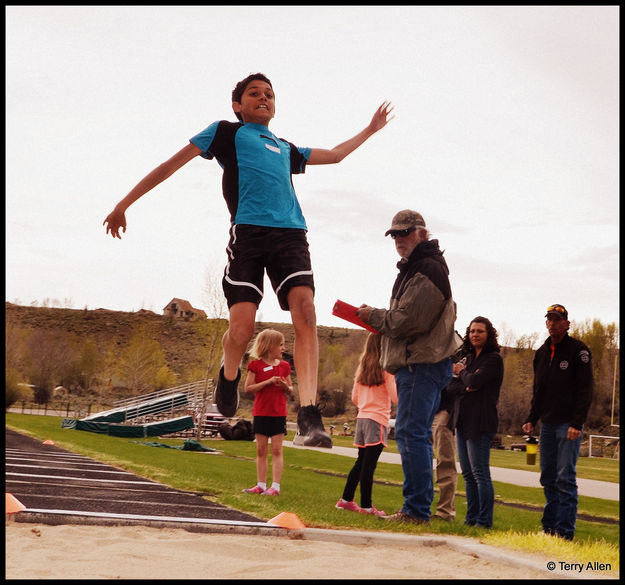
xmin=365 ymin=239 xmax=461 ymax=373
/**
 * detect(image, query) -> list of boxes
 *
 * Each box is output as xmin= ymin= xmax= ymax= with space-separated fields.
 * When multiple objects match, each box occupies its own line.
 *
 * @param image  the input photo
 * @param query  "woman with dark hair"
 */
xmin=453 ymin=316 xmax=503 ymax=528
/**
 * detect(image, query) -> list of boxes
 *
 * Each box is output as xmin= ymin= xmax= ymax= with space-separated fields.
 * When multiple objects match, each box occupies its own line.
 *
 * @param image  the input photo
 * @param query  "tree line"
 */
xmin=5 ymin=308 xmax=619 ymax=435
xmin=315 ymin=318 xmax=619 ymax=434
xmin=5 ymin=316 xmax=227 ymax=409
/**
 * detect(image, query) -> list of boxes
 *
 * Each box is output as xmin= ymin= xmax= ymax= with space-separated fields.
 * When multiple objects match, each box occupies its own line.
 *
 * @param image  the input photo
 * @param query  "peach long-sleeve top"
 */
xmin=351 ymin=370 xmax=398 ymax=427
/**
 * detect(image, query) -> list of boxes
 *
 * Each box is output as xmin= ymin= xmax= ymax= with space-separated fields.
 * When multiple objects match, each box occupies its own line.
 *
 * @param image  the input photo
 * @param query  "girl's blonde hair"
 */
xmin=355 ymin=333 xmax=384 ymax=387
xmin=249 ymin=328 xmax=284 ymax=360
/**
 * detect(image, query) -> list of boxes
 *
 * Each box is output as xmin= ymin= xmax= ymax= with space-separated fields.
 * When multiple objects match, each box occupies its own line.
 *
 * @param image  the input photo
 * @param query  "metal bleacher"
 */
xmin=104 ymin=381 xmax=207 ymax=423
xmin=62 ymin=380 xmax=229 ymax=437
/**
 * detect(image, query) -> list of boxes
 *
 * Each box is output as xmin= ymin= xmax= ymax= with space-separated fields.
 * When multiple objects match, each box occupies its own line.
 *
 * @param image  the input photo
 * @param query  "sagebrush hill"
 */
xmin=5 ymin=302 xmax=369 ymax=385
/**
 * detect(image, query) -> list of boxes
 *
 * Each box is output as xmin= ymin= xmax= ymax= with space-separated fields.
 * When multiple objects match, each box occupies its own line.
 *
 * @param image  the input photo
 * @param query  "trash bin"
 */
xmin=526 ymin=435 xmax=539 ymax=465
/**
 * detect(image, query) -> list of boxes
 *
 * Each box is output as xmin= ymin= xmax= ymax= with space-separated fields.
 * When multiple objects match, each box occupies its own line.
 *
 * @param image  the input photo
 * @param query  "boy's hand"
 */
xmin=369 ymin=101 xmax=394 ymax=133
xmin=307 ymin=103 xmax=394 ymax=165
xmin=103 ymin=208 xmax=127 ymax=239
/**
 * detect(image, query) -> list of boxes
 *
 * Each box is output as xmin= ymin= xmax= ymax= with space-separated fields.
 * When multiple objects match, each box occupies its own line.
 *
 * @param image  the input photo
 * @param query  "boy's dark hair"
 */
xmin=232 ymin=73 xmax=273 ymax=120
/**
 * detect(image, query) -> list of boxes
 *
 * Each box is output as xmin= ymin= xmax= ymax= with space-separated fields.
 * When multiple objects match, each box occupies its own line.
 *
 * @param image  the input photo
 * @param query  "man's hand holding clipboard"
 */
xmin=332 ymin=300 xmax=379 ymax=334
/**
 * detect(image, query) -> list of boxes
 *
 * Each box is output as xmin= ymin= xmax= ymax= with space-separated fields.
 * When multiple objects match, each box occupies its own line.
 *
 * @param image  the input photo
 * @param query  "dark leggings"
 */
xmin=341 ymin=443 xmax=384 ymax=508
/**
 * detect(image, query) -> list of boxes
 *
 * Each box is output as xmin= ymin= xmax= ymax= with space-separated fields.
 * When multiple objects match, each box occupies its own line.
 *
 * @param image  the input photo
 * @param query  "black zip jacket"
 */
xmin=527 ymin=334 xmax=593 ymax=430
xmin=391 ymin=239 xmax=451 ymax=301
xmin=455 ymin=350 xmax=504 ymax=439
xmin=368 ymin=239 xmax=460 ymax=371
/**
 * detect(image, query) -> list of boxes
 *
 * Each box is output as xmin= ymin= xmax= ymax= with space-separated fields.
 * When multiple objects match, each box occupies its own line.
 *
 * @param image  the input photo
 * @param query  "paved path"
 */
xmin=284 ymin=441 xmax=620 ymax=501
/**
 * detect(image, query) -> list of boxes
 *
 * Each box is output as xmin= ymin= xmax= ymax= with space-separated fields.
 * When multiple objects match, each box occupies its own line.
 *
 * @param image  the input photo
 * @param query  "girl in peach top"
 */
xmin=335 ymin=333 xmax=397 ymax=516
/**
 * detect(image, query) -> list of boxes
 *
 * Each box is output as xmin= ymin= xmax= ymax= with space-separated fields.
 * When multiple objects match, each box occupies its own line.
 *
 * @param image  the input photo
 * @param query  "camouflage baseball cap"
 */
xmin=385 ymin=210 xmax=426 ymax=236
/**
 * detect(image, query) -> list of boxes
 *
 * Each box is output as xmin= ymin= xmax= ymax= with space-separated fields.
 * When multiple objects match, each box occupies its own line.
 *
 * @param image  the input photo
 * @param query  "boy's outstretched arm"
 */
xmin=103 ymin=143 xmax=202 ymax=239
xmin=307 ymin=101 xmax=394 ymax=165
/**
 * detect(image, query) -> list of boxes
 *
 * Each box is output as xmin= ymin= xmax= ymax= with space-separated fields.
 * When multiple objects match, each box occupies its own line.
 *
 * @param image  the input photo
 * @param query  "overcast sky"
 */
xmin=6 ymin=5 xmax=619 ymax=343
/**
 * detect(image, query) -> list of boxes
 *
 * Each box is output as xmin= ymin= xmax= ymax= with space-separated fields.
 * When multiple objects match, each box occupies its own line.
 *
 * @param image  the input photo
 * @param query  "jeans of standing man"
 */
xmin=539 ymin=422 xmax=583 ymax=540
xmin=456 ymin=429 xmax=495 ymax=528
xmin=432 ymin=409 xmax=458 ymax=519
xmin=394 ymin=359 xmax=452 ymax=520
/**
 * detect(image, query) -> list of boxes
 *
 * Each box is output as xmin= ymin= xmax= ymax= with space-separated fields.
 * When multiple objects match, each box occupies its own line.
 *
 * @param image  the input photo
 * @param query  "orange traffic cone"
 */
xmin=43 ymin=439 xmax=55 ymax=445
xmin=267 ymin=511 xmax=306 ymax=530
xmin=6 ymin=493 xmax=26 ymax=514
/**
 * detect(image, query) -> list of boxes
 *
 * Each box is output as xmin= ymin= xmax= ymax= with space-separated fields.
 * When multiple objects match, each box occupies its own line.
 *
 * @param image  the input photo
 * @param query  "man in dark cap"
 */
xmin=522 ymin=304 xmax=593 ymax=541
xmin=356 ymin=210 xmax=461 ymax=524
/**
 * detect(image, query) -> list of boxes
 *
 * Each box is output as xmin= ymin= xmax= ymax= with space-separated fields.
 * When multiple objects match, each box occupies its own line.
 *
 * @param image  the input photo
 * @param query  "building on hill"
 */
xmin=163 ymin=298 xmax=207 ymax=321
xmin=135 ymin=308 xmax=158 ymax=316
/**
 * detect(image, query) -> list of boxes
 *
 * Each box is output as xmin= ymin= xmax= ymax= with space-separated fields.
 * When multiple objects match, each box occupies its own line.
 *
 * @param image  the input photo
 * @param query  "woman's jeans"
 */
xmin=394 ymin=359 xmax=452 ymax=520
xmin=456 ymin=429 xmax=495 ymax=528
xmin=539 ymin=422 xmax=583 ymax=540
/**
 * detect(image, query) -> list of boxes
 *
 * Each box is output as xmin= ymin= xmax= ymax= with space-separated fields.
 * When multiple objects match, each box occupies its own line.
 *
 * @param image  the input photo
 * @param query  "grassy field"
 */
xmin=5 ymin=413 xmax=619 ymax=574
xmin=327 ymin=434 xmax=620 ymax=483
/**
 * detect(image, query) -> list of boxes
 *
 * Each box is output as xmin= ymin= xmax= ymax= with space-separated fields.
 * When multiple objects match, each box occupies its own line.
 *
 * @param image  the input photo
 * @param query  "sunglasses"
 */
xmin=546 ymin=305 xmax=566 ymax=314
xmin=389 ymin=227 xmax=416 ymax=239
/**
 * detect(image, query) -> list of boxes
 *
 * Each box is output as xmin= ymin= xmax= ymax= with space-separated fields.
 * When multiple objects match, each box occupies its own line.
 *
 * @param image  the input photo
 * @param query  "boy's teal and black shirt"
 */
xmin=190 ymin=121 xmax=311 ymax=230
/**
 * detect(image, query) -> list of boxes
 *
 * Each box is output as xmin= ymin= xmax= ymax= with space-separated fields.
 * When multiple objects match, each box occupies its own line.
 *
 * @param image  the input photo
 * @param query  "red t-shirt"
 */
xmin=247 ymin=359 xmax=291 ymax=417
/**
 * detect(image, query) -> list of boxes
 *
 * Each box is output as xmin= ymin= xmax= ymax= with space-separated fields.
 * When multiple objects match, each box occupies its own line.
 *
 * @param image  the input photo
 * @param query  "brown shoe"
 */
xmin=383 ymin=511 xmax=430 ymax=525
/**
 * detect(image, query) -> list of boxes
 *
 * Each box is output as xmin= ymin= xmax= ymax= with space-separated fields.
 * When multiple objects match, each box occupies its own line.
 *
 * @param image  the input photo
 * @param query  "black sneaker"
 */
xmin=215 ymin=366 xmax=240 ymax=417
xmin=293 ymin=404 xmax=332 ymax=448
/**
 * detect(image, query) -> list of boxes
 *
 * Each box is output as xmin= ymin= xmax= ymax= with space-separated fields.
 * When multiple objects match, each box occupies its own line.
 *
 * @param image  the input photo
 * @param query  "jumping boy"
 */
xmin=103 ymin=73 xmax=393 ymax=448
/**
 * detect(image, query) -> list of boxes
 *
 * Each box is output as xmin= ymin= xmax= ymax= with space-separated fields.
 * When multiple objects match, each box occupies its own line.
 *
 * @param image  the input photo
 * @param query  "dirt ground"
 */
xmin=6 ymin=521 xmax=557 ymax=580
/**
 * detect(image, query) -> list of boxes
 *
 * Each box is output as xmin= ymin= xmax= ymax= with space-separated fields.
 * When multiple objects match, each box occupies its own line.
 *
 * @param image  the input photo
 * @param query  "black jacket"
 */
xmin=527 ymin=334 xmax=593 ymax=430
xmin=439 ymin=376 xmax=465 ymax=432
xmin=367 ymin=239 xmax=461 ymax=371
xmin=455 ymin=350 xmax=504 ymax=439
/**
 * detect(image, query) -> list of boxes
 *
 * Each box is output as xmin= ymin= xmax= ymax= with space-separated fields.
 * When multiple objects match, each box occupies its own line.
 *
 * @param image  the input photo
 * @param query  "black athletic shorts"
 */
xmin=253 ymin=415 xmax=287 ymax=437
xmin=222 ymin=224 xmax=315 ymax=311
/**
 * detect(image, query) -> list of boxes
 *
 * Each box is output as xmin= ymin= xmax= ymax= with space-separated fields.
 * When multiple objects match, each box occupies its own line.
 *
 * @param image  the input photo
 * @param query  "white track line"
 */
xmin=22 ymin=508 xmax=273 ymax=528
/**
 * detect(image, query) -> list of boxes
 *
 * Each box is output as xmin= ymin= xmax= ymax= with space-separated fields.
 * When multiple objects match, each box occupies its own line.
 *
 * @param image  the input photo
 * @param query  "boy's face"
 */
xmin=232 ymin=80 xmax=275 ymax=125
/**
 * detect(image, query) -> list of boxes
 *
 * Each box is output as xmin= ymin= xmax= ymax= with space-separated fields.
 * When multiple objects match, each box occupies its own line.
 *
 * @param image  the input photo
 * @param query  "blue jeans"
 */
xmin=394 ymin=359 xmax=452 ymax=520
xmin=539 ymin=422 xmax=583 ymax=540
xmin=456 ymin=429 xmax=495 ymax=528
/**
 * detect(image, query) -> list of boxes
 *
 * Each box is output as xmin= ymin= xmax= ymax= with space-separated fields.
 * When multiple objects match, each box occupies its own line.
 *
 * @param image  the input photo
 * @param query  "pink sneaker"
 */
xmin=243 ymin=485 xmax=265 ymax=494
xmin=261 ymin=487 xmax=280 ymax=496
xmin=360 ymin=505 xmax=386 ymax=517
xmin=335 ymin=499 xmax=362 ymax=512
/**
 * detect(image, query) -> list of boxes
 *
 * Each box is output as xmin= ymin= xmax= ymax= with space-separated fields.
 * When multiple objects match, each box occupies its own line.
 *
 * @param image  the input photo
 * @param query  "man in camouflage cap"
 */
xmin=357 ymin=210 xmax=461 ymax=524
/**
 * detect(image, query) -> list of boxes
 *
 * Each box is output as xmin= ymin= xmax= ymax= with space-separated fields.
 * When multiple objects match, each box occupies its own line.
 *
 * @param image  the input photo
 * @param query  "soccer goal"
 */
xmin=588 ymin=435 xmax=620 ymax=459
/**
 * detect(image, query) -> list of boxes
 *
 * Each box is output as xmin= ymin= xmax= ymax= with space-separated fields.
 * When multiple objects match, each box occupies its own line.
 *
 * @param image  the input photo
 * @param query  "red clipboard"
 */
xmin=332 ymin=300 xmax=379 ymax=334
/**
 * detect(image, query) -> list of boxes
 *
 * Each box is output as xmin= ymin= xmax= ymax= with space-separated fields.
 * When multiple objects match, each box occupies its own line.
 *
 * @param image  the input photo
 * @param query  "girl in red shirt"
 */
xmin=243 ymin=329 xmax=293 ymax=496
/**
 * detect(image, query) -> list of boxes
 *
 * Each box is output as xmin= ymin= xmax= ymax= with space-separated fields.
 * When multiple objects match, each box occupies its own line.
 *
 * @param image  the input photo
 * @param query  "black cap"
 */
xmin=545 ymin=304 xmax=568 ymax=320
